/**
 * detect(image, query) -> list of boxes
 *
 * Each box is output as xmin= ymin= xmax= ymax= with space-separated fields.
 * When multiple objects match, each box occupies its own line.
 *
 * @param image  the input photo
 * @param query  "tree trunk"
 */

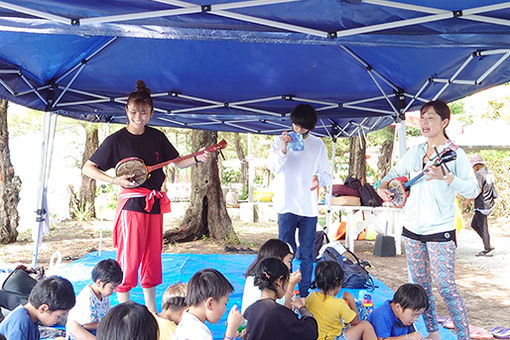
xmin=0 ymin=100 xmax=21 ymax=243
xmin=163 ymin=130 xmax=237 ymax=243
xmin=348 ymin=135 xmax=367 ymax=184
xmin=377 ymin=125 xmax=395 ymax=180
xmin=70 ymin=124 xmax=98 ymax=219
xmin=233 ymin=133 xmax=248 ymax=190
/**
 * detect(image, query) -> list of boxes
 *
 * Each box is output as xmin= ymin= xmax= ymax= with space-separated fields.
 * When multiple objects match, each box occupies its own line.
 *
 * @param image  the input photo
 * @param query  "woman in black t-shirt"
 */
xmin=82 ymin=80 xmax=209 ymax=312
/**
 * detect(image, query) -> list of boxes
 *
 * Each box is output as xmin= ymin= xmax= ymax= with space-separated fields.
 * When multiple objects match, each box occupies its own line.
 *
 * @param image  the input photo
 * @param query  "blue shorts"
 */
xmin=334 ymin=333 xmax=348 ymax=340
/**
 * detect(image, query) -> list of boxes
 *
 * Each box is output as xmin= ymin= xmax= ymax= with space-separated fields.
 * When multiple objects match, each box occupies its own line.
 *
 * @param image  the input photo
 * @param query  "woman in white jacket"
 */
xmin=377 ymin=100 xmax=479 ymax=340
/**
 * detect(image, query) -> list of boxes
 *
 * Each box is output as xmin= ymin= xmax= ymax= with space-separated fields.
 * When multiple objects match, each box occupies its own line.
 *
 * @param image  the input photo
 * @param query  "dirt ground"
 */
xmin=1 ymin=210 xmax=508 ymax=332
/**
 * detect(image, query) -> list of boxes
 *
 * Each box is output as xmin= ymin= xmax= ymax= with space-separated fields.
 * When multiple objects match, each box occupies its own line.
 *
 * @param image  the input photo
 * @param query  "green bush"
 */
xmin=221 ymin=168 xmax=242 ymax=185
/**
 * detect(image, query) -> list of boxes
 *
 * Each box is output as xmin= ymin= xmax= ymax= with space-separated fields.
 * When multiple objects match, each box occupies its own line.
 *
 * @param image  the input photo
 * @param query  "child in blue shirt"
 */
xmin=0 ymin=276 xmax=76 ymax=340
xmin=368 ymin=284 xmax=428 ymax=340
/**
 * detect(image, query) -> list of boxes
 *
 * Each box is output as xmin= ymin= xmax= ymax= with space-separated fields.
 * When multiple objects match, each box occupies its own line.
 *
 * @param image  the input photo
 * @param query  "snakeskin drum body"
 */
xmin=115 ymin=157 xmax=148 ymax=187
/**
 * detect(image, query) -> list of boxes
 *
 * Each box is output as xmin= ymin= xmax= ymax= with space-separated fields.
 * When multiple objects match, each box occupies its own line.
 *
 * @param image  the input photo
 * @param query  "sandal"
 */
xmin=470 ymin=325 xmax=493 ymax=340
xmin=476 ymin=250 xmax=493 ymax=257
xmin=437 ymin=316 xmax=450 ymax=324
xmin=491 ymin=327 xmax=510 ymax=339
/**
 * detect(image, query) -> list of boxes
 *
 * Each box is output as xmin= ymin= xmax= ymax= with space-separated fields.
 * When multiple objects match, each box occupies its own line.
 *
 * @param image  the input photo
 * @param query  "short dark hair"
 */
xmin=290 ymin=104 xmax=318 ymax=131
xmin=392 ymin=283 xmax=429 ymax=311
xmin=92 ymin=259 xmax=123 ymax=285
xmin=29 ymin=276 xmax=75 ymax=311
xmin=311 ymin=261 xmax=344 ymax=293
xmin=185 ymin=269 xmax=233 ymax=306
xmin=253 ymin=257 xmax=289 ymax=294
xmin=96 ymin=301 xmax=158 ymax=340
xmin=246 ymin=239 xmax=292 ymax=277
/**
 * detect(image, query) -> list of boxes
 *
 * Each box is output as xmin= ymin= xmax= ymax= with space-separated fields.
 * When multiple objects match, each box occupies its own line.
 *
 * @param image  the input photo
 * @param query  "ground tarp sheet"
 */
xmin=54 ymin=251 xmax=456 ymax=340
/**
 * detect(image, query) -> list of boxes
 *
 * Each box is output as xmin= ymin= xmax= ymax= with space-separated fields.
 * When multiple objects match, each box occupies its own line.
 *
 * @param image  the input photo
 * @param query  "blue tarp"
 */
xmin=53 ymin=251 xmax=456 ymax=340
xmin=1 ymin=1 xmax=510 ymax=137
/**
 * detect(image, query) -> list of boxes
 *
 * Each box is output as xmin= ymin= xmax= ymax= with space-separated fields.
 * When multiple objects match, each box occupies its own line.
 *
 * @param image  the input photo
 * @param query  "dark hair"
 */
xmin=96 ymin=301 xmax=158 ymax=340
xmin=0 ymin=333 xmax=6 ymax=340
xmin=290 ymin=104 xmax=318 ymax=131
xmin=126 ymin=80 xmax=153 ymax=110
xmin=253 ymin=257 xmax=289 ymax=294
xmin=420 ymin=100 xmax=450 ymax=139
xmin=392 ymin=283 xmax=429 ymax=311
xmin=92 ymin=259 xmax=123 ymax=285
xmin=29 ymin=276 xmax=75 ymax=311
xmin=311 ymin=261 xmax=344 ymax=293
xmin=162 ymin=282 xmax=187 ymax=311
xmin=185 ymin=269 xmax=234 ymax=306
xmin=246 ymin=239 xmax=293 ymax=277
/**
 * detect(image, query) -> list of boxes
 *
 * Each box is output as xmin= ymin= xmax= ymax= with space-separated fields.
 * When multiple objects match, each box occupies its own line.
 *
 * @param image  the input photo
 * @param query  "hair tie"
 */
xmin=263 ymin=271 xmax=270 ymax=279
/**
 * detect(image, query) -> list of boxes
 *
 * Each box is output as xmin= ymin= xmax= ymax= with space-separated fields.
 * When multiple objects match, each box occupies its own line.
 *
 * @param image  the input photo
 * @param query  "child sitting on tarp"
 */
xmin=368 ymin=283 xmax=428 ymax=340
xmin=0 ymin=276 xmax=75 ymax=340
xmin=173 ymin=268 xmax=244 ymax=340
xmin=153 ymin=282 xmax=187 ymax=340
xmin=66 ymin=259 xmax=123 ymax=340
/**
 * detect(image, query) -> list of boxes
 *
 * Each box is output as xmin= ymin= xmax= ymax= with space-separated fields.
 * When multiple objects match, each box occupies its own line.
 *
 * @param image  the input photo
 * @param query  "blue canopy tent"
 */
xmin=1 ymin=0 xmax=510 ymax=265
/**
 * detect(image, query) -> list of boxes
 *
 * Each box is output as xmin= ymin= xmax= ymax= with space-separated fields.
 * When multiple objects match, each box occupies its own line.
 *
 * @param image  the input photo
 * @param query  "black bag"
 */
xmin=313 ymin=230 xmax=330 ymax=262
xmin=359 ymin=183 xmax=383 ymax=207
xmin=320 ymin=247 xmax=374 ymax=290
xmin=344 ymin=177 xmax=362 ymax=191
xmin=0 ymin=266 xmax=42 ymax=311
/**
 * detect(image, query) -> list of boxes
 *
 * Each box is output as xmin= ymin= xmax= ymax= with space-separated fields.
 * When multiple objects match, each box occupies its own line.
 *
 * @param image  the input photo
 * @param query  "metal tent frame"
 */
xmin=0 ymin=0 xmax=510 ymax=265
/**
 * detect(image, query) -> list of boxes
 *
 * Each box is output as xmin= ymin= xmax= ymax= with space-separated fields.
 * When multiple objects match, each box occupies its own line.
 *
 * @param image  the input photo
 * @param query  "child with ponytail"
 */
xmin=243 ymin=257 xmax=318 ymax=340
xmin=306 ymin=261 xmax=377 ymax=340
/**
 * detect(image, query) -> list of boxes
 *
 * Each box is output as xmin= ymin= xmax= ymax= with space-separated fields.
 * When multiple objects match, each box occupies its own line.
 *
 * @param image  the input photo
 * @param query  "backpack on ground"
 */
xmin=313 ymin=230 xmax=330 ymax=262
xmin=320 ymin=246 xmax=375 ymax=290
xmin=0 ymin=265 xmax=44 ymax=311
xmin=359 ymin=183 xmax=383 ymax=207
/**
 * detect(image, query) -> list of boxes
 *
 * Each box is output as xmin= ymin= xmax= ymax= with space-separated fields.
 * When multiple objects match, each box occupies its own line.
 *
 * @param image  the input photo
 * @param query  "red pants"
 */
xmin=115 ymin=210 xmax=163 ymax=292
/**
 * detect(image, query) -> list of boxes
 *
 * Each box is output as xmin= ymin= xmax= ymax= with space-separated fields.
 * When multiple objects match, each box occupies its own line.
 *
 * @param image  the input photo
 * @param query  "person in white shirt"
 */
xmin=268 ymin=104 xmax=332 ymax=298
xmin=66 ymin=259 xmax=123 ymax=340
xmin=172 ymin=268 xmax=244 ymax=340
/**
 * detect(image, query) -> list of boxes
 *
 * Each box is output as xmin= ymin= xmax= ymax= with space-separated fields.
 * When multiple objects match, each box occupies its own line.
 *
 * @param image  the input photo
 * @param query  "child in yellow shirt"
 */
xmin=153 ymin=283 xmax=187 ymax=340
xmin=306 ymin=261 xmax=377 ymax=340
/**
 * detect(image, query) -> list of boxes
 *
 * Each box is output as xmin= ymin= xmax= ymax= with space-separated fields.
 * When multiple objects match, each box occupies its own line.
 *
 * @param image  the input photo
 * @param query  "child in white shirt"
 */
xmin=66 ymin=259 xmax=123 ymax=340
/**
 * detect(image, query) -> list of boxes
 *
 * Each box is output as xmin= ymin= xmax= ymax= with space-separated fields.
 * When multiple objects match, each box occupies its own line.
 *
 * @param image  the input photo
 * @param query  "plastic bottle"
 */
xmin=360 ymin=292 xmax=374 ymax=321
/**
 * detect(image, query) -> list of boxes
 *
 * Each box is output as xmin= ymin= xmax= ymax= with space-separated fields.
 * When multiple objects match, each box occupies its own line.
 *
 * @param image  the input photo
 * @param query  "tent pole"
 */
xmin=32 ymin=112 xmax=57 ymax=268
xmin=247 ymin=133 xmax=254 ymax=202
xmin=325 ymin=137 xmax=336 ymax=236
xmin=398 ymin=119 xmax=407 ymax=158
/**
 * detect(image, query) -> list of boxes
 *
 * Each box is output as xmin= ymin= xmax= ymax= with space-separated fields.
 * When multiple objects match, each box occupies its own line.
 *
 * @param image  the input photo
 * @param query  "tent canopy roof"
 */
xmin=1 ymin=0 xmax=510 ymax=137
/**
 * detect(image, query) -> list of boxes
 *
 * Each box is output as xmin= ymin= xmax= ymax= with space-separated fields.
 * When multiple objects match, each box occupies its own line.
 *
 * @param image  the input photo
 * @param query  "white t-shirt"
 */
xmin=241 ymin=276 xmax=285 ymax=314
xmin=172 ymin=312 xmax=212 ymax=340
xmin=268 ymin=134 xmax=332 ymax=217
xmin=66 ymin=285 xmax=110 ymax=339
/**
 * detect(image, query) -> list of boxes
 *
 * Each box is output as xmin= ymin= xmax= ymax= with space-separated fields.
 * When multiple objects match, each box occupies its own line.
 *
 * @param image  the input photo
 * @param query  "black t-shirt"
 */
xmin=243 ymin=298 xmax=318 ymax=340
xmin=474 ymin=167 xmax=497 ymax=211
xmin=90 ymin=126 xmax=179 ymax=212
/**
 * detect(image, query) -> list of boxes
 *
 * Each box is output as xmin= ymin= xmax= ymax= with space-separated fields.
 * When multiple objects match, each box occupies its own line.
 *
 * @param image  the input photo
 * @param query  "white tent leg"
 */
xmin=247 ymin=133 xmax=254 ymax=202
xmin=325 ymin=138 xmax=336 ymax=236
xmin=32 ymin=112 xmax=57 ymax=268
xmin=396 ymin=117 xmax=413 ymax=282
xmin=398 ymin=120 xmax=407 ymax=158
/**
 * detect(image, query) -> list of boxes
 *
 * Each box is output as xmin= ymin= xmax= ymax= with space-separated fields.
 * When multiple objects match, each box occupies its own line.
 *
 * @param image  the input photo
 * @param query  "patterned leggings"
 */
xmin=404 ymin=237 xmax=470 ymax=340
